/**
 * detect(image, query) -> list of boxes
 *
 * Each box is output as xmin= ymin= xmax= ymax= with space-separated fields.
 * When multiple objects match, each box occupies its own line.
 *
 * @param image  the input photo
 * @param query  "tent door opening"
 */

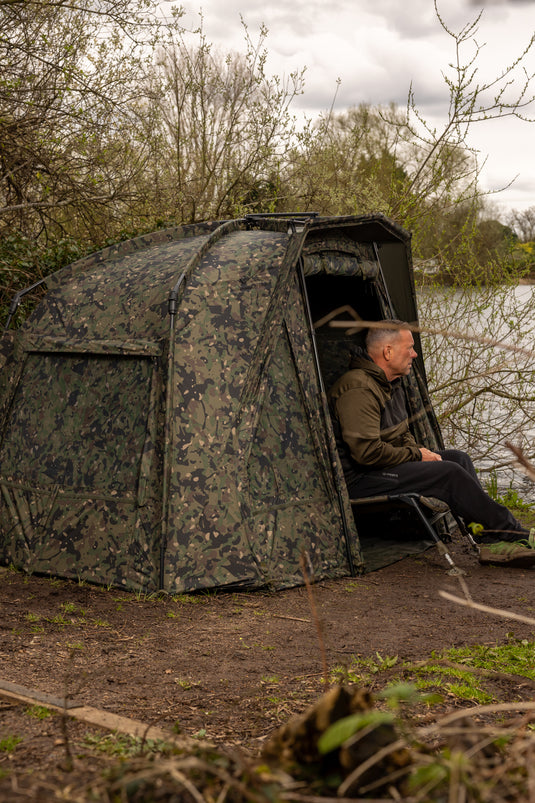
xmin=304 ymin=273 xmax=383 ymax=397
xmin=303 ymin=272 xmax=439 ymax=570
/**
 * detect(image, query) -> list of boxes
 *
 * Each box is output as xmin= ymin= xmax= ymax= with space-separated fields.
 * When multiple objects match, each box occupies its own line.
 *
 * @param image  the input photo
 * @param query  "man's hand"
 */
xmin=419 ymin=448 xmax=442 ymax=462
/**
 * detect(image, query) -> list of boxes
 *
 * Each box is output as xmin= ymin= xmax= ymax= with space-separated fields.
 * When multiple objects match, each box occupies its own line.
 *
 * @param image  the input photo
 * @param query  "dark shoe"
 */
xmin=479 ymin=532 xmax=535 ymax=568
xmin=418 ymin=496 xmax=450 ymax=514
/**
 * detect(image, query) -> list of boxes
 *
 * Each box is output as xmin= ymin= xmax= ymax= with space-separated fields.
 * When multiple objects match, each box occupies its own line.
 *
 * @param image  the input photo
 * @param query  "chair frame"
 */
xmin=350 ymin=492 xmax=479 ymax=574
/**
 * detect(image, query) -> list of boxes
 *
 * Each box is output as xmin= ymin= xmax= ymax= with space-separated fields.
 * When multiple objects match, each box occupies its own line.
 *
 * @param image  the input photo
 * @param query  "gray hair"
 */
xmin=365 ymin=319 xmax=410 ymax=353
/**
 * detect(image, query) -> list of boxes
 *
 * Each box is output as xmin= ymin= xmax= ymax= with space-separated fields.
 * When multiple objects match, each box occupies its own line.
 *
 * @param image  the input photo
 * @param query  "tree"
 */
xmin=508 ymin=207 xmax=535 ymax=242
xmin=281 ymin=103 xmax=414 ymax=217
xmin=140 ymin=20 xmax=304 ymax=223
xmin=417 ymin=281 xmax=535 ymax=486
xmin=0 ymin=0 xmax=179 ymax=245
xmin=282 ymin=1 xmax=535 ymax=281
xmin=382 ymin=2 xmax=535 ymax=484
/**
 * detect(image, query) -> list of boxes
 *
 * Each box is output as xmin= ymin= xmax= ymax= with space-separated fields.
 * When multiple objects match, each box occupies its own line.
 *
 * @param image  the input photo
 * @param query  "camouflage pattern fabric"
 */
xmin=0 ymin=215 xmax=443 ymax=592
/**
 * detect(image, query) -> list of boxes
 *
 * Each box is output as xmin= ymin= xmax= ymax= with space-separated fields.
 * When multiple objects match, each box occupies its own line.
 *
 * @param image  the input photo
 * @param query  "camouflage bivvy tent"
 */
xmin=0 ymin=213 xmax=443 ymax=593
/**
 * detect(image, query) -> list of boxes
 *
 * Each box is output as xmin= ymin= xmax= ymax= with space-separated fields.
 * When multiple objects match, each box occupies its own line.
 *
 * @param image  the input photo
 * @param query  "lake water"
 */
xmin=416 ymin=283 xmax=535 ymax=501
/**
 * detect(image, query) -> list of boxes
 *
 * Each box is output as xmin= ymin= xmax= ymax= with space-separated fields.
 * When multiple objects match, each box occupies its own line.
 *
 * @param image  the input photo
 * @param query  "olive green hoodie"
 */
xmin=328 ymin=349 xmax=422 ymax=482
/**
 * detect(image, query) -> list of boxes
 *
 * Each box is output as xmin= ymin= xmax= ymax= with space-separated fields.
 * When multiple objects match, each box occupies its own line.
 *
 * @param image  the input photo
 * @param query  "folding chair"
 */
xmin=350 ymin=492 xmax=478 ymax=575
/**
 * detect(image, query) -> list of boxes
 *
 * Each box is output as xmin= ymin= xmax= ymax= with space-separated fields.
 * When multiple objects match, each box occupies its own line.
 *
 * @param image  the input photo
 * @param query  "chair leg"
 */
xmin=397 ymin=495 xmax=467 ymax=576
xmin=450 ymin=512 xmax=479 ymax=552
xmin=350 ymin=493 xmax=469 ymax=575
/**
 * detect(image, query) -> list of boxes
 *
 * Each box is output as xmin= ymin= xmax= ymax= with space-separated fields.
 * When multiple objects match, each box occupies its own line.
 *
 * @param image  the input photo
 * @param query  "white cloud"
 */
xmin=176 ymin=0 xmax=535 ymax=211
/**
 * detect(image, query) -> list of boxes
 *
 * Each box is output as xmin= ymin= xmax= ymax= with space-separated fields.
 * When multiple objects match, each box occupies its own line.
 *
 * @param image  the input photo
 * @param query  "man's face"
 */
xmin=386 ymin=329 xmax=417 ymax=379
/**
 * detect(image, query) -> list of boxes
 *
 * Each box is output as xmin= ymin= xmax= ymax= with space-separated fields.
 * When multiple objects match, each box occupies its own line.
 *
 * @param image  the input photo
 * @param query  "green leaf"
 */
xmin=318 ymin=711 xmax=394 ymax=755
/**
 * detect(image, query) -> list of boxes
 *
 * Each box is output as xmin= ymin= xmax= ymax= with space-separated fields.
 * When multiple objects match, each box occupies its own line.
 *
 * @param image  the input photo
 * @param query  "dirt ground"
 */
xmin=1 ymin=533 xmax=535 ymax=800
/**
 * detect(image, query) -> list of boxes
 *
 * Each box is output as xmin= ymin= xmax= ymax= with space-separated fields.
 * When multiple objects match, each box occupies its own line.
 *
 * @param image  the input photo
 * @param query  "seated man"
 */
xmin=328 ymin=318 xmax=535 ymax=568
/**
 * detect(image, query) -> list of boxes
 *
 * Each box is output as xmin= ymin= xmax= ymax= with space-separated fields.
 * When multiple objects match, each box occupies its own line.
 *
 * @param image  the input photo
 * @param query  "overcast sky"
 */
xmin=176 ymin=0 xmax=535 ymax=217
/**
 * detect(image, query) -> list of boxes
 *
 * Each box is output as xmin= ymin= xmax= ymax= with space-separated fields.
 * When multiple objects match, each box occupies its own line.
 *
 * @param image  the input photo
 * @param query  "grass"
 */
xmin=331 ymin=652 xmax=400 ymax=685
xmin=331 ymin=638 xmax=535 ymax=707
xmin=62 ymin=601 xmax=86 ymax=617
xmin=174 ymin=677 xmax=200 ymax=689
xmin=173 ymin=593 xmax=211 ymax=605
xmin=486 ymin=470 xmax=535 ymax=523
xmin=83 ymin=732 xmax=173 ymax=757
xmin=20 ymin=602 xmax=112 ymax=633
xmin=0 ymin=735 xmax=22 ymax=752
xmin=25 ymin=705 xmax=52 ymax=720
xmin=261 ymin=675 xmax=281 ymax=684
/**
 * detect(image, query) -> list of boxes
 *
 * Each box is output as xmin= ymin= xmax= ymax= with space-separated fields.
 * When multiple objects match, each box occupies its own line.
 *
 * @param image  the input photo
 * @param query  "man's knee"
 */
xmin=429 ymin=456 xmax=467 ymax=483
xmin=441 ymin=448 xmax=476 ymax=473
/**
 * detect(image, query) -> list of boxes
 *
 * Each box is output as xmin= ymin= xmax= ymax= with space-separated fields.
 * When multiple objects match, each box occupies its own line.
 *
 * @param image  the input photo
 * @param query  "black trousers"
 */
xmin=348 ymin=449 xmax=525 ymax=542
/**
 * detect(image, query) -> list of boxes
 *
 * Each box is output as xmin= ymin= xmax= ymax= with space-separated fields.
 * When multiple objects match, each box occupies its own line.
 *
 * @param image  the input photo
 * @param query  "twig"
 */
xmin=338 ymin=739 xmax=408 ymax=797
xmin=299 ymin=552 xmax=329 ymax=689
xmin=350 ymin=320 xmax=535 ymax=361
xmin=272 ymin=615 xmax=311 ymax=623
xmin=505 ymin=441 xmax=535 ymax=482
xmin=439 ymin=589 xmax=535 ymax=626
xmin=431 ymin=700 xmax=535 ymax=729
xmin=281 ymin=796 xmax=394 ymax=802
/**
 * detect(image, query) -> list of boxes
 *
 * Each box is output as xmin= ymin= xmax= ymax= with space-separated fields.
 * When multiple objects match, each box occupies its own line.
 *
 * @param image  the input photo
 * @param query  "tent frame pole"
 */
xmin=295 ymin=254 xmax=356 ymax=576
xmin=160 ymin=271 xmax=186 ymax=589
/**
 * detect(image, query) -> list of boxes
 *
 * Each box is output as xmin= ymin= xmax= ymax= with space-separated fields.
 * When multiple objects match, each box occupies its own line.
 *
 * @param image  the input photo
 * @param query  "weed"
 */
xmin=83 ymin=732 xmax=172 ymax=757
xmin=403 ymin=640 xmax=535 ymax=705
xmin=25 ymin=611 xmax=45 ymax=633
xmin=486 ymin=470 xmax=499 ymax=499
xmin=25 ymin=705 xmax=52 ymax=720
xmin=48 ymin=614 xmax=69 ymax=626
xmin=444 ymin=640 xmax=535 ymax=678
xmin=0 ymin=735 xmax=22 ymax=752
xmin=174 ymin=677 xmax=200 ymax=689
xmin=410 ymin=661 xmax=491 ymax=703
xmin=174 ymin=594 xmax=208 ymax=605
xmin=378 ymin=682 xmax=442 ymax=708
xmin=331 ymin=652 xmax=399 ymax=685
xmin=62 ymin=602 xmax=86 ymax=617
xmin=343 ymin=580 xmax=372 ymax=592
xmin=486 ymin=470 xmax=535 ymax=512
xmin=132 ymin=589 xmax=160 ymax=603
xmin=48 ymin=578 xmax=63 ymax=587
xmin=499 ymin=488 xmax=535 ymax=512
xmin=447 ymin=682 xmax=493 ymax=704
